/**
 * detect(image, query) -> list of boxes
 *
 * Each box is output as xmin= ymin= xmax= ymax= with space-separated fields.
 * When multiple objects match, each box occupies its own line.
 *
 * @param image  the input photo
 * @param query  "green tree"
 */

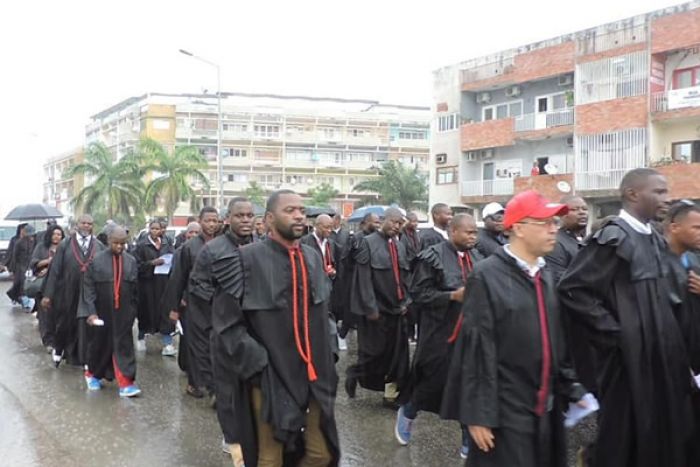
xmin=353 ymin=160 xmax=428 ymax=210
xmin=65 ymin=141 xmax=144 ymax=222
xmin=245 ymin=181 xmax=266 ymax=207
xmin=137 ymin=138 xmax=210 ymax=221
xmin=308 ymin=182 xmax=339 ymax=206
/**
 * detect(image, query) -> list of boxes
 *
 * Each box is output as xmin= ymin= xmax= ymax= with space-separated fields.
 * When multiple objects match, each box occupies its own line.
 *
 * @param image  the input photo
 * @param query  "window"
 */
xmin=254 ymin=149 xmax=279 ymax=162
xmin=348 ymin=128 xmax=367 ymax=137
xmin=222 ymin=123 xmax=248 ymax=133
xmin=672 ymin=141 xmax=700 ymax=163
xmin=346 ymin=152 xmax=371 ymax=163
xmin=254 ymin=124 xmax=280 ymax=138
xmin=254 ymin=174 xmax=282 ymax=186
xmin=197 ymin=145 xmax=217 ymax=161
xmin=437 ymin=113 xmax=459 ymax=132
xmin=576 ymin=51 xmax=648 ymax=104
xmin=286 ymin=174 xmax=308 ymax=185
xmin=286 ymin=149 xmax=312 ymax=162
xmin=319 ymin=127 xmax=340 ymax=140
xmin=222 ymin=148 xmax=247 ymax=158
xmin=482 ymin=99 xmax=523 ymax=121
xmin=226 ymin=173 xmax=248 ymax=183
xmin=673 ymin=66 xmax=700 ymax=90
xmin=398 ymin=130 xmax=427 ymax=140
xmin=436 ymin=167 xmax=457 ymax=185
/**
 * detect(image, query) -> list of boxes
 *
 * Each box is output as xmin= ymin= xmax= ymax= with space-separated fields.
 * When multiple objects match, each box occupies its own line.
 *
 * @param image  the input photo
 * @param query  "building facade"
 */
xmin=83 ymin=93 xmax=430 ymax=221
xmin=42 ymin=147 xmax=85 ymax=223
xmin=431 ymin=1 xmax=700 ymax=218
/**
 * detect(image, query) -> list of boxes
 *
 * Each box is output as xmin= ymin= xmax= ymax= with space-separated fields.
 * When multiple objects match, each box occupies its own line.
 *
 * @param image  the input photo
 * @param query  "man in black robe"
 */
xmin=559 ymin=168 xmax=693 ymax=467
xmin=163 ymin=206 xmax=220 ymax=399
xmin=188 ymin=197 xmax=255 ymax=454
xmin=420 ymin=203 xmax=452 ymax=250
xmin=134 ymin=220 xmax=176 ymax=356
xmin=43 ymin=214 xmax=104 ymax=367
xmin=211 ymin=189 xmax=339 ymax=467
xmin=7 ymin=224 xmax=35 ymax=308
xmin=443 ymin=190 xmax=587 ymax=467
xmin=476 ymin=202 xmax=508 ymax=258
xmin=396 ymin=214 xmax=482 ymax=459
xmin=329 ymin=214 xmax=349 ymax=330
xmin=662 ymin=201 xmax=700 ymax=465
xmin=400 ymin=212 xmax=422 ymax=343
xmin=301 ymin=214 xmax=337 ymax=279
xmin=545 ymin=196 xmax=597 ymax=395
xmin=78 ymin=227 xmax=141 ymax=397
xmin=345 ymin=208 xmax=411 ymax=408
xmin=175 ymin=216 xmax=197 ymax=249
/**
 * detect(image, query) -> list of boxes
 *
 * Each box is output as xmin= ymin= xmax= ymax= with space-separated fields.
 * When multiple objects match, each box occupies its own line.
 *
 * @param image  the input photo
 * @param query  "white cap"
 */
xmin=482 ymin=202 xmax=505 ymax=219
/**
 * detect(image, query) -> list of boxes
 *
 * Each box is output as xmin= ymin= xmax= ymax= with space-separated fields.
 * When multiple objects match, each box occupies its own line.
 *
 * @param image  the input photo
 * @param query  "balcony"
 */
xmin=651 ymin=86 xmax=700 ymax=114
xmin=514 ymin=108 xmax=574 ymax=132
xmin=461 ymin=179 xmax=514 ymax=197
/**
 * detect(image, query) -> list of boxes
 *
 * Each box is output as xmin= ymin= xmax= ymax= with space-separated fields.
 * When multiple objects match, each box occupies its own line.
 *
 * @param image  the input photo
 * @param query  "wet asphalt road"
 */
xmin=0 ymin=282 xmax=594 ymax=466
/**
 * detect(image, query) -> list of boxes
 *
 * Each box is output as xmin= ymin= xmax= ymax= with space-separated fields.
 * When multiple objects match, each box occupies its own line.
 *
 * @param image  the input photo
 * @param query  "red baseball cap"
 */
xmin=503 ymin=190 xmax=569 ymax=229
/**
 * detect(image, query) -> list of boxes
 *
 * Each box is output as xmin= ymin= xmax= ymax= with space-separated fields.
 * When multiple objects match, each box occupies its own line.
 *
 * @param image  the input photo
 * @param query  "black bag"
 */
xmin=24 ymin=275 xmax=44 ymax=298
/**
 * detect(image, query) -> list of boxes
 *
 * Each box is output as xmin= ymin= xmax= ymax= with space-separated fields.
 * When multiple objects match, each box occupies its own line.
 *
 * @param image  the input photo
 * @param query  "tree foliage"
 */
xmin=245 ymin=181 xmax=266 ymax=208
xmin=353 ymin=161 xmax=428 ymax=210
xmin=308 ymin=182 xmax=339 ymax=206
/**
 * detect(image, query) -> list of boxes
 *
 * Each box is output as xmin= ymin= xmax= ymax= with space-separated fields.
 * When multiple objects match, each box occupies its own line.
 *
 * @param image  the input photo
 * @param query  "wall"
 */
xmin=650 ymin=119 xmax=700 ymax=160
xmin=664 ymin=49 xmax=700 ymax=89
xmin=656 ymin=162 xmax=700 ymax=199
xmin=652 ymin=7 xmax=700 ymax=54
xmin=514 ymin=173 xmax=574 ymax=201
xmin=461 ymin=118 xmax=515 ymax=151
xmin=576 ymin=95 xmax=648 ymax=134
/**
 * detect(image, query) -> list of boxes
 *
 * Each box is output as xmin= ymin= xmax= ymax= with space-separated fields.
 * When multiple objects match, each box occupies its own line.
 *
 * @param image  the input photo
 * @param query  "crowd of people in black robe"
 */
xmin=4 ymin=166 xmax=700 ymax=467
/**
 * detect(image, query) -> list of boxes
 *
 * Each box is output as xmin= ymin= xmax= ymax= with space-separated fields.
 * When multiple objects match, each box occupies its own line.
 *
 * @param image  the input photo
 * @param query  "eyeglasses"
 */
xmin=516 ymin=218 xmax=561 ymax=228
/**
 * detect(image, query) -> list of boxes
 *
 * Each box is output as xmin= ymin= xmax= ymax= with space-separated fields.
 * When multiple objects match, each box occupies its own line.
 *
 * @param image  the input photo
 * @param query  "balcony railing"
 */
xmin=515 ymin=108 xmax=575 ymax=132
xmin=651 ymin=85 xmax=700 ymax=113
xmin=461 ymin=178 xmax=514 ymax=197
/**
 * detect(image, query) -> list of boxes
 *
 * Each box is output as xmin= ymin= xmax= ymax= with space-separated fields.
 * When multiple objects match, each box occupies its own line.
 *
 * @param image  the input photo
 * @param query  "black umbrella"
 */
xmin=305 ymin=206 xmax=336 ymax=218
xmin=5 ymin=203 xmax=64 ymax=221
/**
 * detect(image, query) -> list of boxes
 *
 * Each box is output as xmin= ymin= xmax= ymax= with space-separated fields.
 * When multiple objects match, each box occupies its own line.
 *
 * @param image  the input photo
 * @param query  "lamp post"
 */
xmin=179 ymin=48 xmax=224 ymax=212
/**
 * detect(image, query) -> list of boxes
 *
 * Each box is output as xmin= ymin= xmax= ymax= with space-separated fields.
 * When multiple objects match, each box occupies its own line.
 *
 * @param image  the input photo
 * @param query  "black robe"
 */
xmin=400 ymin=229 xmax=422 ymax=269
xmin=475 ymin=228 xmax=508 ymax=258
xmin=347 ymin=232 xmax=411 ymax=393
xmin=78 ymin=250 xmax=138 ymax=382
xmin=558 ymin=217 xmax=692 ymax=467
xmin=30 ymin=243 xmax=57 ymax=347
xmin=442 ymin=248 xmax=585 ymax=467
xmin=419 ymin=227 xmax=446 ymax=251
xmin=7 ymin=235 xmax=35 ymax=302
xmin=134 ymin=236 xmax=174 ymax=336
xmin=44 ymin=235 xmax=104 ymax=365
xmin=401 ymin=241 xmax=482 ymax=413
xmin=190 ymin=231 xmax=252 ymax=400
xmin=210 ymin=238 xmax=339 ymax=467
xmin=161 ymin=234 xmax=210 ymax=389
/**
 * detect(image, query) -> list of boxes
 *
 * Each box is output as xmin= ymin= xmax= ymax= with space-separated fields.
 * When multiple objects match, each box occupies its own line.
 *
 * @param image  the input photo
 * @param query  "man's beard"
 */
xmin=276 ymin=223 xmax=303 ymax=241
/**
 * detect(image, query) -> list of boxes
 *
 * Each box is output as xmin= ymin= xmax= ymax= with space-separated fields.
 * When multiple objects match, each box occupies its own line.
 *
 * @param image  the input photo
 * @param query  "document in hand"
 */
xmin=564 ymin=392 xmax=599 ymax=428
xmin=154 ymin=253 xmax=174 ymax=275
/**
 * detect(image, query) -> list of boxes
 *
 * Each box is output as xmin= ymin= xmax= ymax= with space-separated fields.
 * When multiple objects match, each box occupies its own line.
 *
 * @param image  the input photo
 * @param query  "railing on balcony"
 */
xmin=461 ymin=179 xmax=514 ymax=197
xmin=651 ymin=85 xmax=700 ymax=113
xmin=515 ymin=108 xmax=575 ymax=132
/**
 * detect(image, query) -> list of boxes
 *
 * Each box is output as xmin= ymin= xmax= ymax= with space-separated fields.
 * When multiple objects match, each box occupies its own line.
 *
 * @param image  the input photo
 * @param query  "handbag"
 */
xmin=24 ymin=272 xmax=45 ymax=298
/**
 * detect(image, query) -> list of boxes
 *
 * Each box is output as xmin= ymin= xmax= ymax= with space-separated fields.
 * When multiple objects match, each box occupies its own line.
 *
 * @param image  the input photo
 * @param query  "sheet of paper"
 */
xmin=154 ymin=253 xmax=174 ymax=275
xmin=564 ymin=392 xmax=599 ymax=428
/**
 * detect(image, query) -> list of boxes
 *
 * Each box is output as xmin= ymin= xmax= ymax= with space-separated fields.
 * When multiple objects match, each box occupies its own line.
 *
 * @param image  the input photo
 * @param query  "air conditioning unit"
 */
xmin=465 ymin=152 xmax=478 ymax=162
xmin=566 ymin=136 xmax=574 ymax=147
xmin=481 ymin=149 xmax=495 ymax=160
xmin=558 ymin=74 xmax=573 ymax=86
xmin=476 ymin=92 xmax=491 ymax=104
xmin=505 ymin=85 xmax=521 ymax=98
xmin=436 ymin=153 xmax=447 ymax=164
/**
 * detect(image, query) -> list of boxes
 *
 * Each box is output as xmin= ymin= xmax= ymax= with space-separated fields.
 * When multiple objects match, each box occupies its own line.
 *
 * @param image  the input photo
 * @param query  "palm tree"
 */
xmin=137 ymin=139 xmax=210 ymax=221
xmin=308 ymin=182 xmax=338 ymax=206
xmin=65 ymin=142 xmax=144 ymax=222
xmin=353 ymin=160 xmax=428 ymax=210
xmin=245 ymin=181 xmax=266 ymax=207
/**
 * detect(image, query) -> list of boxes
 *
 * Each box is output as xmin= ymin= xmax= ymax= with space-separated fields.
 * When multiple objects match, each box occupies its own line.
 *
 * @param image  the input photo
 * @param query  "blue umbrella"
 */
xmin=347 ymin=205 xmax=405 ymax=223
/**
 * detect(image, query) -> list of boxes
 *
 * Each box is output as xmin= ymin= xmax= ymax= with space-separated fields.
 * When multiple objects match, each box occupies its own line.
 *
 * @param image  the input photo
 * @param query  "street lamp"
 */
xmin=179 ymin=48 xmax=224 ymax=212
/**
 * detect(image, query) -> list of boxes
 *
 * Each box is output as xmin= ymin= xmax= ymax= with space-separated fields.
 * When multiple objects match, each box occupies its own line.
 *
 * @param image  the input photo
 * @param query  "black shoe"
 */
xmin=186 ymin=384 xmax=204 ymax=399
xmin=345 ymin=375 xmax=357 ymax=399
xmin=383 ymin=397 xmax=400 ymax=410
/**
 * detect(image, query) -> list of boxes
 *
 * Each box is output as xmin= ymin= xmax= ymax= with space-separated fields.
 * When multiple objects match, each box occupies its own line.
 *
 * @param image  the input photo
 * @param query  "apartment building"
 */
xmin=83 ymin=92 xmax=430 ymax=221
xmin=431 ymin=1 xmax=700 ymax=218
xmin=42 ymin=147 xmax=85 ymax=222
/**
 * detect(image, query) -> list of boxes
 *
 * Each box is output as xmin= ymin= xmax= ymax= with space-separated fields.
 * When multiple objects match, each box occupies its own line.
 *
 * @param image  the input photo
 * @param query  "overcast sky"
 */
xmin=0 ymin=0 xmax=684 ymax=218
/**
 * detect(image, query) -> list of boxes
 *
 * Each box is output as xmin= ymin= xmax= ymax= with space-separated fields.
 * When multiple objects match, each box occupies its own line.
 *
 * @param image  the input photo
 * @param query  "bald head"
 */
xmin=314 ymin=214 xmax=333 ymax=240
xmin=450 ymin=214 xmax=478 ymax=251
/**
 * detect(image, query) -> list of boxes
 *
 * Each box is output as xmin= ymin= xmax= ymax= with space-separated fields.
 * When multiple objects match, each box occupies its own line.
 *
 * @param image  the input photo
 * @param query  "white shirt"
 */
xmin=618 ymin=209 xmax=653 ymax=235
xmin=313 ymin=233 xmax=329 ymax=262
xmin=433 ymin=226 xmax=449 ymax=240
xmin=78 ymin=234 xmax=91 ymax=251
xmin=504 ymin=244 xmax=546 ymax=278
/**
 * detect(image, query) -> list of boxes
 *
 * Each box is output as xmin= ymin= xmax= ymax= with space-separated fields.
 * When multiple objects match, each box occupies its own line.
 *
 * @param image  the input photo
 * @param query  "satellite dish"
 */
xmin=557 ymin=181 xmax=572 ymax=193
xmin=544 ymin=163 xmax=558 ymax=175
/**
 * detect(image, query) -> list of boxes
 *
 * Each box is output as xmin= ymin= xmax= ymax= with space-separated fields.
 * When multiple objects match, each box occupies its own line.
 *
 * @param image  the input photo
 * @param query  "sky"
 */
xmin=0 ymin=0 xmax=686 ymax=218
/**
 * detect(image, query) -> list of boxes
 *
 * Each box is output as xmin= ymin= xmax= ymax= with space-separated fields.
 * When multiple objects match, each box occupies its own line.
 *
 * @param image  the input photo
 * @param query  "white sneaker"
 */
xmin=161 ymin=344 xmax=177 ymax=357
xmin=136 ymin=339 xmax=146 ymax=352
xmin=338 ymin=336 xmax=348 ymax=351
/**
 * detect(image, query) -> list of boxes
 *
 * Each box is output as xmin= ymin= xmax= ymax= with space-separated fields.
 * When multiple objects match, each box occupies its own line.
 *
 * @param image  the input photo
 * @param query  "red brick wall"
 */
xmin=655 ymin=163 xmax=700 ymax=199
xmin=516 ymin=125 xmax=573 ymax=142
xmin=514 ymin=174 xmax=575 ymax=201
xmin=576 ymin=96 xmax=648 ymax=135
xmin=462 ymin=42 xmax=575 ymax=91
xmin=652 ymin=8 xmax=700 ymax=54
xmin=461 ymin=119 xmax=515 ymax=151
